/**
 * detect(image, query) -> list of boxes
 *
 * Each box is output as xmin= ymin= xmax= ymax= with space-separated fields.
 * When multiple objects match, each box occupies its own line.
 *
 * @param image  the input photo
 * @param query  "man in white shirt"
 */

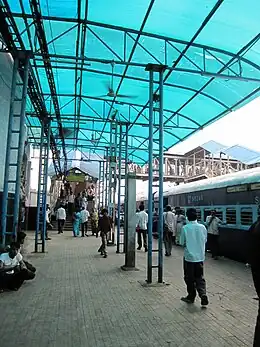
xmin=163 ymin=205 xmax=177 ymax=256
xmin=0 ymin=242 xmax=35 ymax=291
xmin=136 ymin=204 xmax=148 ymax=252
xmin=57 ymin=205 xmax=66 ymax=234
xmin=80 ymin=207 xmax=90 ymax=237
xmin=206 ymin=210 xmax=223 ymax=260
xmin=180 ymin=208 xmax=209 ymax=307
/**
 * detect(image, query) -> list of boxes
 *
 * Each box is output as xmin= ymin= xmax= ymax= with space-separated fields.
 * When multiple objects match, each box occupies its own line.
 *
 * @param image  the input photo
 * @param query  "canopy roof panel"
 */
xmin=1 ymin=0 xmax=260 ymax=166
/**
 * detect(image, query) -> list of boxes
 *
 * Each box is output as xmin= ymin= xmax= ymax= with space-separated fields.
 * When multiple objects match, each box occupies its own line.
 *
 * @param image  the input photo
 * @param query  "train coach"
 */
xmin=152 ymin=167 xmax=260 ymax=263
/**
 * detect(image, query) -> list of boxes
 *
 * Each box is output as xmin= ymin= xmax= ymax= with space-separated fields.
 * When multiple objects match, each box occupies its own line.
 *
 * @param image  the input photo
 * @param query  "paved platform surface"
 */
xmin=0 ymin=230 xmax=257 ymax=347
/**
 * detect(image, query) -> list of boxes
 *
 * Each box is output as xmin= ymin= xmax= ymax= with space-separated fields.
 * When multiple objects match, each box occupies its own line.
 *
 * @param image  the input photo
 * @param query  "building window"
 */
xmin=241 ymin=208 xmax=253 ymax=226
xmin=226 ymin=209 xmax=236 ymax=225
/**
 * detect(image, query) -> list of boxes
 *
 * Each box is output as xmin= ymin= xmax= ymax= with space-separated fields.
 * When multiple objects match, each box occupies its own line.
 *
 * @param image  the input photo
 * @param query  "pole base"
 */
xmin=121 ymin=265 xmax=139 ymax=271
xmin=139 ymin=280 xmax=170 ymax=287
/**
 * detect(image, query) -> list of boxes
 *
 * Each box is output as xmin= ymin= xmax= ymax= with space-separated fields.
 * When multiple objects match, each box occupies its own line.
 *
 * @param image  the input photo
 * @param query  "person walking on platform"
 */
xmin=57 ymin=205 xmax=66 ymax=234
xmin=91 ymin=208 xmax=99 ymax=237
xmin=72 ymin=208 xmax=81 ymax=237
xmin=68 ymin=191 xmax=75 ymax=217
xmin=175 ymin=208 xmax=186 ymax=245
xmin=80 ymin=206 xmax=90 ymax=237
xmin=206 ymin=210 xmax=222 ymax=260
xmin=248 ymin=217 xmax=260 ymax=346
xmin=136 ymin=204 xmax=148 ymax=252
xmin=163 ymin=205 xmax=177 ymax=256
xmin=98 ymin=208 xmax=111 ymax=258
xmin=180 ymin=208 xmax=209 ymax=307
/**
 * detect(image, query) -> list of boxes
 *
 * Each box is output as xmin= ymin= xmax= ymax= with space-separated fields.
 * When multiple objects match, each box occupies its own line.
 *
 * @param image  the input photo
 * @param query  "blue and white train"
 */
xmin=150 ymin=167 xmax=260 ymax=263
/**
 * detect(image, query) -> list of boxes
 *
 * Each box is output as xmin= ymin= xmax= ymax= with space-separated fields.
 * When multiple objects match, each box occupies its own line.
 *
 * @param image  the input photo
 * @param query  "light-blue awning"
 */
xmin=3 ymin=0 xmax=260 ymax=165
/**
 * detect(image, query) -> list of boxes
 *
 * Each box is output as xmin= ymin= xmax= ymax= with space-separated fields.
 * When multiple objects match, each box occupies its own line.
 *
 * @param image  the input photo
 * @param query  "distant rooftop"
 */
xmin=198 ymin=141 xmax=260 ymax=165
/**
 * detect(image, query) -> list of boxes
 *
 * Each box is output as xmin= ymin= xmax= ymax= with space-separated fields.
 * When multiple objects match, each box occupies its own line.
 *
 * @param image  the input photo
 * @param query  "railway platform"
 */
xmin=0 ymin=231 xmax=257 ymax=347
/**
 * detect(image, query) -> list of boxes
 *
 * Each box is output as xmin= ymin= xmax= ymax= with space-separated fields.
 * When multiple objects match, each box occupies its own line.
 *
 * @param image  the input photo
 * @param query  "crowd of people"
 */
xmin=135 ymin=204 xmax=232 ymax=307
xmin=135 ymin=203 xmax=260 ymax=345
xmin=54 ymin=188 xmax=99 ymax=238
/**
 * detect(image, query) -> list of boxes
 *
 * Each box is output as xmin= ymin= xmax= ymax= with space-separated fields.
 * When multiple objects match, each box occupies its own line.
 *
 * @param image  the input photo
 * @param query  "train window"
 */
xmin=226 ymin=209 xmax=236 ymax=224
xmin=196 ymin=209 xmax=201 ymax=221
xmin=241 ymin=208 xmax=253 ymax=226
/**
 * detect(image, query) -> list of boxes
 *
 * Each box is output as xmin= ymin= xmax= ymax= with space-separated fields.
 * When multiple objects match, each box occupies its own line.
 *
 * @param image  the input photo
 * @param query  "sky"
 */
xmin=168 ymin=96 xmax=260 ymax=155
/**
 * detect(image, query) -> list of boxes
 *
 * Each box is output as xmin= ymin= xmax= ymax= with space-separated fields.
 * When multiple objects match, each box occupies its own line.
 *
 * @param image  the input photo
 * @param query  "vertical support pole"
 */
xmin=101 ymin=160 xmax=105 ymax=208
xmin=147 ymin=69 xmax=154 ymax=284
xmin=41 ymin=121 xmax=51 ymax=253
xmin=124 ymin=123 xmax=129 ymax=253
xmin=121 ymin=173 xmax=137 ymax=270
xmin=117 ymin=124 xmax=123 ymax=253
xmin=98 ymin=161 xmax=101 ymax=209
xmin=1 ymin=58 xmax=19 ymax=245
xmin=13 ymin=55 xmax=30 ymax=238
xmin=108 ymin=125 xmax=113 ymax=214
xmin=104 ymin=148 xmax=108 ymax=208
xmin=158 ymin=70 xmax=164 ymax=283
xmin=35 ymin=124 xmax=44 ymax=253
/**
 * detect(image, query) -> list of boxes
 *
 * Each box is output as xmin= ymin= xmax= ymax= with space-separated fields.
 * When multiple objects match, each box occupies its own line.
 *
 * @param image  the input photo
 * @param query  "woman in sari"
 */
xmin=72 ymin=208 xmax=81 ymax=237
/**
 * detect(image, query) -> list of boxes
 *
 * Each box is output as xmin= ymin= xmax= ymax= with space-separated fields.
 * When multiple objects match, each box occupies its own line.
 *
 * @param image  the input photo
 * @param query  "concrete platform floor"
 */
xmin=0 ymin=230 xmax=257 ymax=347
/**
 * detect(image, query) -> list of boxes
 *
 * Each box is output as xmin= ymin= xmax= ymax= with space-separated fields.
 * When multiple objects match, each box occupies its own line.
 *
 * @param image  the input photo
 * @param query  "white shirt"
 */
xmin=46 ymin=209 xmax=50 ymax=223
xmin=0 ymin=252 xmax=22 ymax=274
xmin=163 ymin=211 xmax=177 ymax=235
xmin=57 ymin=207 xmax=66 ymax=220
xmin=68 ymin=194 xmax=74 ymax=203
xmin=180 ymin=221 xmax=207 ymax=262
xmin=206 ymin=215 xmax=221 ymax=235
xmin=80 ymin=209 xmax=90 ymax=223
xmin=137 ymin=210 xmax=148 ymax=230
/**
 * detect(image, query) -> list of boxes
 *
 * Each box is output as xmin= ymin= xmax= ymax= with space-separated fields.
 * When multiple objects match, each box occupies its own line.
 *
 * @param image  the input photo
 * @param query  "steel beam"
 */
xmin=0 ymin=1 xmax=62 ymax=176
xmin=29 ymin=0 xmax=67 ymax=174
xmin=11 ymin=12 xmax=260 ymax=73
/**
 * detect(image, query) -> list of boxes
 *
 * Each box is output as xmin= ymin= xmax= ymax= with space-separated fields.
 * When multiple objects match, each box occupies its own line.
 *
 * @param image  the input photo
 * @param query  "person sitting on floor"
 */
xmin=16 ymin=231 xmax=36 ymax=273
xmin=0 ymin=242 xmax=35 ymax=292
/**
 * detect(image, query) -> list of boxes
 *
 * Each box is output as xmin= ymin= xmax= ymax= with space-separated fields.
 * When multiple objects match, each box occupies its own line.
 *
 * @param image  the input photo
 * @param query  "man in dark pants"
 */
xmin=0 ymin=242 xmax=35 ymax=291
xmin=248 ymin=217 xmax=260 ymax=346
xmin=136 ymin=204 xmax=148 ymax=252
xmin=180 ymin=208 xmax=209 ymax=307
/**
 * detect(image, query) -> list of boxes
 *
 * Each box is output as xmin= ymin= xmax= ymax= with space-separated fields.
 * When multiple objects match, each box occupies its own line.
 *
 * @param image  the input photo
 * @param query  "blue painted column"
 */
xmin=147 ymin=69 xmax=154 ymax=284
xmin=116 ymin=124 xmax=123 ymax=253
xmin=158 ymin=70 xmax=164 ymax=283
xmin=1 ymin=58 xmax=19 ymax=245
xmin=35 ymin=123 xmax=44 ymax=252
xmin=13 ymin=55 xmax=30 ymax=238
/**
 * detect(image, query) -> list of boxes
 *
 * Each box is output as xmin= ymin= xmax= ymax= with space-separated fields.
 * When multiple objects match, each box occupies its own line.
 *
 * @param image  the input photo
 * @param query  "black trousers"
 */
xmin=252 ymin=266 xmax=260 ymax=346
xmin=183 ymin=260 xmax=207 ymax=300
xmin=24 ymin=260 xmax=36 ymax=273
xmin=81 ymin=221 xmax=88 ymax=237
xmin=0 ymin=268 xmax=35 ymax=291
xmin=137 ymin=229 xmax=147 ymax=249
xmin=58 ymin=219 xmax=65 ymax=233
xmin=207 ymin=234 xmax=220 ymax=258
xmin=164 ymin=232 xmax=173 ymax=256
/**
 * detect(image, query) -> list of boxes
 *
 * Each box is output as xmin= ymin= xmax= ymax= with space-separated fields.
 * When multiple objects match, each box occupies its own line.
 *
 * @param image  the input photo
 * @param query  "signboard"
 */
xmin=227 ymin=184 xmax=247 ymax=193
xmin=67 ymin=173 xmax=85 ymax=182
